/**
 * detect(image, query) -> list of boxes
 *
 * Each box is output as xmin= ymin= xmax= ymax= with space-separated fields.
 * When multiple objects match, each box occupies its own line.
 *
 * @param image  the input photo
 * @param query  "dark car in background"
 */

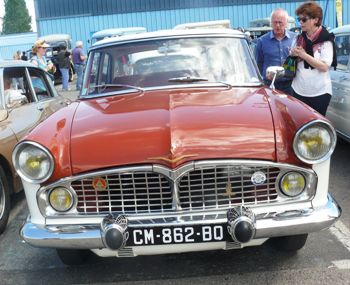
xmin=38 ymin=34 xmax=75 ymax=84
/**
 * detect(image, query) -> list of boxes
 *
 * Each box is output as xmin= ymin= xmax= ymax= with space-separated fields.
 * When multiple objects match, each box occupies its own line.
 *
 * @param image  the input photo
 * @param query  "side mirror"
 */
xmin=0 ymin=109 xmax=8 ymax=122
xmin=266 ymin=66 xmax=285 ymax=90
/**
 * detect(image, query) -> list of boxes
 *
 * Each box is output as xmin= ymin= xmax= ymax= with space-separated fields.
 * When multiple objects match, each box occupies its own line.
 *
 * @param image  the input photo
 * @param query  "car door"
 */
xmin=27 ymin=67 xmax=69 ymax=118
xmin=5 ymin=66 xmax=68 ymax=140
xmin=2 ymin=66 xmax=48 ymax=141
xmin=327 ymin=33 xmax=350 ymax=140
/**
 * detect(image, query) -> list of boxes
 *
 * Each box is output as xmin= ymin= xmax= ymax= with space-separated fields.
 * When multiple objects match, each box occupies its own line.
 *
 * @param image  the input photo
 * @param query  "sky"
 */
xmin=0 ymin=0 xmax=37 ymax=32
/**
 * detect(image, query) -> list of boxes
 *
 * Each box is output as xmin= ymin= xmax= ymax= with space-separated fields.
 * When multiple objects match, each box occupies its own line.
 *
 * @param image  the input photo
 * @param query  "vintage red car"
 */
xmin=12 ymin=29 xmax=341 ymax=265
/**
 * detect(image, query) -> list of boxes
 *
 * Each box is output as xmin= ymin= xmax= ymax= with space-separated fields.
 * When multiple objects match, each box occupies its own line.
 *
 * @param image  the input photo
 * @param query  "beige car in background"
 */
xmin=327 ymin=25 xmax=350 ymax=142
xmin=0 ymin=60 xmax=69 ymax=234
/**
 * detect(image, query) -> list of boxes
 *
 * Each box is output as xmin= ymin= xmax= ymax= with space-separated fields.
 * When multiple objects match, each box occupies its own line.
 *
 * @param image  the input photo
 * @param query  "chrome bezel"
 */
xmin=293 ymin=120 xmax=337 ymax=164
xmin=12 ymin=141 xmax=54 ymax=184
xmin=48 ymin=187 xmax=74 ymax=212
xmin=279 ymin=171 xmax=306 ymax=197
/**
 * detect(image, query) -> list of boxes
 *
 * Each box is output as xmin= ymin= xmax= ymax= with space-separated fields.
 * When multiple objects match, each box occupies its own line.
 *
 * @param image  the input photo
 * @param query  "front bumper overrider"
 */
xmin=20 ymin=194 xmax=341 ymax=253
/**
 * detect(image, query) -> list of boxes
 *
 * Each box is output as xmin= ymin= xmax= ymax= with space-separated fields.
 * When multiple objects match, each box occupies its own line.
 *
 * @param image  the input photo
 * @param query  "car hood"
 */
xmin=69 ymin=87 xmax=275 ymax=174
xmin=25 ymin=87 xmax=323 ymax=181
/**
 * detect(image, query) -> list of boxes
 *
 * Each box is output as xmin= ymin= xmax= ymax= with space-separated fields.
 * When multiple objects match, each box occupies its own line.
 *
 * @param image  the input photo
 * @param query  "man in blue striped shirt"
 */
xmin=255 ymin=8 xmax=297 ymax=95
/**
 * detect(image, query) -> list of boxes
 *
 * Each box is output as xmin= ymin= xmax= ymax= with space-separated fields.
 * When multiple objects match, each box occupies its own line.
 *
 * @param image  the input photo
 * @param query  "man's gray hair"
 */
xmin=76 ymin=41 xmax=83 ymax=48
xmin=270 ymin=8 xmax=289 ymax=24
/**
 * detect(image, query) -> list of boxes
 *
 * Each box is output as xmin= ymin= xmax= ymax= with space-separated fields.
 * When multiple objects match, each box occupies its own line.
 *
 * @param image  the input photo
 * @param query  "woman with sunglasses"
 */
xmin=289 ymin=1 xmax=337 ymax=116
xmin=30 ymin=39 xmax=55 ymax=73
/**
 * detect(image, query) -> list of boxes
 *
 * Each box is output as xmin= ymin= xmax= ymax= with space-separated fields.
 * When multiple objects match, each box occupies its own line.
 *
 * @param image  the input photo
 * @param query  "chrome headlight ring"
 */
xmin=293 ymin=120 xmax=337 ymax=164
xmin=12 ymin=141 xmax=54 ymax=184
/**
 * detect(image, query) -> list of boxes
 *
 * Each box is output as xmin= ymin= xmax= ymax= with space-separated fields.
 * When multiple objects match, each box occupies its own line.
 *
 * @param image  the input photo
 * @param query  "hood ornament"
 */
xmin=147 ymin=154 xmax=198 ymax=164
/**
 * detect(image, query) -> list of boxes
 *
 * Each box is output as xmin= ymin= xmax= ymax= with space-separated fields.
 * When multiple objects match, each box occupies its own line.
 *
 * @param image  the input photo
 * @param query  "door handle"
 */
xmin=37 ymin=106 xmax=44 ymax=111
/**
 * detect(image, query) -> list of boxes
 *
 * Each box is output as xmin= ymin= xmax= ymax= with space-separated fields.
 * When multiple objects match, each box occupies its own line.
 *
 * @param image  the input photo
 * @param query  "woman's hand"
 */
xmin=290 ymin=46 xmax=306 ymax=59
xmin=290 ymin=46 xmax=329 ymax=72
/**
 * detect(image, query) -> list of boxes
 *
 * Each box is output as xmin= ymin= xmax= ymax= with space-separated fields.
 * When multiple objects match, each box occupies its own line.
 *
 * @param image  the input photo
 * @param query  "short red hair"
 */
xmin=296 ymin=1 xmax=323 ymax=26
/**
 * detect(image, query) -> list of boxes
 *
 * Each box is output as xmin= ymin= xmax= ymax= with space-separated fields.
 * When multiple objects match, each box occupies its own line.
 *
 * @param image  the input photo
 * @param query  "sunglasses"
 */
xmin=297 ymin=16 xmax=310 ymax=23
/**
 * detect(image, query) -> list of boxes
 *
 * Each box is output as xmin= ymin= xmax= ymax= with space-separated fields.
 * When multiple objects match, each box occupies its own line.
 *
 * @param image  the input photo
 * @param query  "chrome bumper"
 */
xmin=20 ymin=194 xmax=341 ymax=250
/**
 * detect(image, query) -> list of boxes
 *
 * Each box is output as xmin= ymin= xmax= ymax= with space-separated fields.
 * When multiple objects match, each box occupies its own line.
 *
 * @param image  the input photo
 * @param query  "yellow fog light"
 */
xmin=49 ymin=187 xmax=73 ymax=212
xmin=280 ymin=172 xmax=306 ymax=197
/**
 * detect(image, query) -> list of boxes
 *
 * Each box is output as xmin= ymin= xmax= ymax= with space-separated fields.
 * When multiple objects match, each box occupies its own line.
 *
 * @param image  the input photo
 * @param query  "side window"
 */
xmin=28 ymin=68 xmax=54 ymax=101
xmin=3 ymin=67 xmax=31 ymax=108
xmin=100 ymin=53 xmax=111 ymax=84
xmin=88 ymin=52 xmax=101 ymax=88
xmin=335 ymin=35 xmax=350 ymax=71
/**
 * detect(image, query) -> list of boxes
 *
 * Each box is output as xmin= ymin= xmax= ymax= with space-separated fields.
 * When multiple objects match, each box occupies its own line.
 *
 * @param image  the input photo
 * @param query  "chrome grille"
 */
xmin=72 ymin=172 xmax=172 ymax=214
xmin=178 ymin=165 xmax=279 ymax=210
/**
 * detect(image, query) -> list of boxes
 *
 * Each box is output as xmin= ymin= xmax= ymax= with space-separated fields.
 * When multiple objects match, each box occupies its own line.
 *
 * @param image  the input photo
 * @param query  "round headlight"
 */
xmin=280 ymin=172 xmax=306 ymax=197
xmin=49 ymin=187 xmax=73 ymax=212
xmin=12 ymin=141 xmax=54 ymax=183
xmin=293 ymin=120 xmax=336 ymax=164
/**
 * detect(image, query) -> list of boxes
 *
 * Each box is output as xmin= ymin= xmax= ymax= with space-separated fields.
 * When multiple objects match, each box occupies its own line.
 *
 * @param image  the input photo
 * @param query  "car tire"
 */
xmin=56 ymin=249 xmax=91 ymax=265
xmin=271 ymin=234 xmax=308 ymax=252
xmin=0 ymin=165 xmax=10 ymax=235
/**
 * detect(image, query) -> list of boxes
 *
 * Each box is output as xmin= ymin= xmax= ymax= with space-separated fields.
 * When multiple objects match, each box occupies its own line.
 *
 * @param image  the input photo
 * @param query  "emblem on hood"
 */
xmin=147 ymin=154 xmax=198 ymax=164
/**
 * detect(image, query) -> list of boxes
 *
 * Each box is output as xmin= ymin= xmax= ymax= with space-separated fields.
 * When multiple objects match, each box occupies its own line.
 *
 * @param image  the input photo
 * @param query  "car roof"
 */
xmin=0 ymin=60 xmax=37 ymax=69
xmin=91 ymin=27 xmax=147 ymax=39
xmin=39 ymin=34 xmax=71 ymax=42
xmin=91 ymin=28 xmax=244 ymax=50
xmin=331 ymin=24 xmax=350 ymax=35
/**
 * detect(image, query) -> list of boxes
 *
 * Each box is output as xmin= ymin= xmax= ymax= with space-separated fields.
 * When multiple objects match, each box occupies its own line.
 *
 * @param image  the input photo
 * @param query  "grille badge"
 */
xmin=92 ymin=177 xmax=108 ymax=191
xmin=251 ymin=171 xmax=266 ymax=185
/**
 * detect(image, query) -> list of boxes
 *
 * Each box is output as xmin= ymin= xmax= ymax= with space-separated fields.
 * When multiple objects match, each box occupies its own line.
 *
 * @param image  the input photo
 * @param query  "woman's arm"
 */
xmin=290 ymin=42 xmax=333 ymax=72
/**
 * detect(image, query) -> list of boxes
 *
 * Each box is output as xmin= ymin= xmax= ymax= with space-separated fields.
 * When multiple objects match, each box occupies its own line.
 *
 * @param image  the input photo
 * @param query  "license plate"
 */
xmin=127 ymin=224 xmax=229 ymax=246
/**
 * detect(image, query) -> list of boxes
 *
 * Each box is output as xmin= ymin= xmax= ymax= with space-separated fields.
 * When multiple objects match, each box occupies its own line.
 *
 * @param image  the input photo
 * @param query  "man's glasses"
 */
xmin=297 ymin=16 xmax=310 ymax=23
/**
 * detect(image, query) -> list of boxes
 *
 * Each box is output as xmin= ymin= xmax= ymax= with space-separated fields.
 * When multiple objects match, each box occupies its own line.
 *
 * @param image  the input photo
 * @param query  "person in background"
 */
xmin=72 ymin=40 xmax=86 ymax=91
xmin=21 ymin=51 xmax=28 ymax=61
xmin=290 ymin=1 xmax=337 ymax=116
xmin=30 ymin=39 xmax=54 ymax=73
xmin=13 ymin=50 xmax=21 ymax=60
xmin=255 ymin=8 xmax=297 ymax=95
xmin=56 ymin=44 xmax=71 ymax=91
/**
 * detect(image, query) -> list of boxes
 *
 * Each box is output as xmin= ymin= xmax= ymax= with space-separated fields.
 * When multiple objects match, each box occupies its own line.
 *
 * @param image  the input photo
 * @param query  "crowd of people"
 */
xmin=11 ymin=39 xmax=86 ymax=92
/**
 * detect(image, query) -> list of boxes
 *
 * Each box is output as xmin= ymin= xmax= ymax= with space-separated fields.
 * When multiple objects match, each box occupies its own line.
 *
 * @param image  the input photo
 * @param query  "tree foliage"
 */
xmin=2 ymin=0 xmax=32 ymax=34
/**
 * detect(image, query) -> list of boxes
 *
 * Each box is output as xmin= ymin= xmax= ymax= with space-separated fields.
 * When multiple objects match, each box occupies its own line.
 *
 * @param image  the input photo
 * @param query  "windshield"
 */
xmin=82 ymin=36 xmax=261 ymax=97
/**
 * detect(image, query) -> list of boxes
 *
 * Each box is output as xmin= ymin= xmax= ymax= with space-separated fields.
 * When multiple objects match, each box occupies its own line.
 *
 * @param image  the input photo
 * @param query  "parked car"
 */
xmin=327 ymin=25 xmax=350 ymax=142
xmin=38 ymin=34 xmax=75 ymax=84
xmin=0 ymin=60 xmax=70 ymax=234
xmin=13 ymin=29 xmax=340 ymax=265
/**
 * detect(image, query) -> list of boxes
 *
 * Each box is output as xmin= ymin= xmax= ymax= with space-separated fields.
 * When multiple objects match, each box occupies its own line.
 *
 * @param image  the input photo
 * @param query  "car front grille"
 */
xmin=72 ymin=172 xmax=173 ymax=214
xmin=71 ymin=163 xmax=280 ymax=215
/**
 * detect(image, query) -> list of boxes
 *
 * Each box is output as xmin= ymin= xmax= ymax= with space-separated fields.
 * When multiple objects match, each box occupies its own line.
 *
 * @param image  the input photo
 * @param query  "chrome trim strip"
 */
xmin=20 ymin=194 xmax=340 ymax=250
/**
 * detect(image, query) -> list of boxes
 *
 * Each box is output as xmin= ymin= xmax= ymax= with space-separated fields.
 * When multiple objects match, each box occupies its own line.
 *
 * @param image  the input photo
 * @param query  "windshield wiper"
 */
xmin=91 ymin=84 xmax=144 ymax=93
xmin=168 ymin=76 xmax=208 ymax=83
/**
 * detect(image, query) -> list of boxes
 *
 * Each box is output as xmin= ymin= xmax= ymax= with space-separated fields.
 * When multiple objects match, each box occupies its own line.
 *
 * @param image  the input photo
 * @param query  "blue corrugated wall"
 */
xmin=36 ymin=0 xmax=349 ymax=52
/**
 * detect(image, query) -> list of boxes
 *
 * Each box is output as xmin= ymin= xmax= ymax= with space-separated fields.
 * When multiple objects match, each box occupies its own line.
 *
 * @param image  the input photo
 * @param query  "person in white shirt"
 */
xmin=290 ymin=1 xmax=337 ymax=116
